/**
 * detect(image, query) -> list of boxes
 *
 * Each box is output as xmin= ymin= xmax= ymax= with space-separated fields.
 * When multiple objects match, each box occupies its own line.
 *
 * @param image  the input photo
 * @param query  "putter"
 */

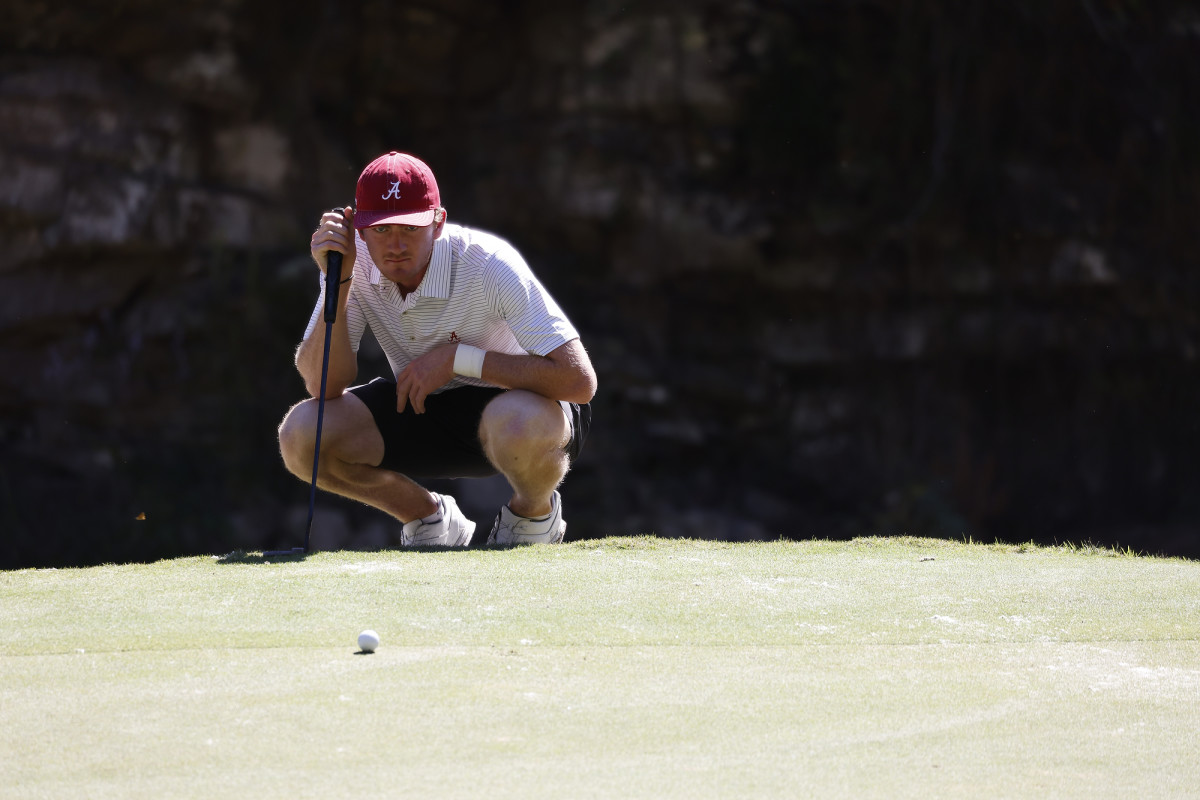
xmin=266 ymin=209 xmax=346 ymax=558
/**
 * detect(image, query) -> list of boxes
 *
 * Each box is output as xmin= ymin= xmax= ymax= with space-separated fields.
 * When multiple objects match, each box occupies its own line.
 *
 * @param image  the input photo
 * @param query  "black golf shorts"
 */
xmin=349 ymin=378 xmax=591 ymax=480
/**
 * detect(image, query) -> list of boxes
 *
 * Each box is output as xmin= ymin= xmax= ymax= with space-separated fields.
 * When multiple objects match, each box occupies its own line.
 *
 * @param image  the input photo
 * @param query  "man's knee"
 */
xmin=479 ymin=391 xmax=569 ymax=464
xmin=278 ymin=393 xmax=385 ymax=479
xmin=278 ymin=400 xmax=318 ymax=477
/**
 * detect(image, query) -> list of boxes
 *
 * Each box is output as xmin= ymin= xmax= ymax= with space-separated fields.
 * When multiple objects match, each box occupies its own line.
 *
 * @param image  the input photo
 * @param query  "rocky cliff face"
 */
xmin=3 ymin=1 xmax=1198 ymax=566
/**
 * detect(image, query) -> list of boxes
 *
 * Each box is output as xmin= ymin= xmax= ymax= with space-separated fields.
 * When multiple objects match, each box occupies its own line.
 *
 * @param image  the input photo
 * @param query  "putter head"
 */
xmin=263 ymin=547 xmax=307 ymax=558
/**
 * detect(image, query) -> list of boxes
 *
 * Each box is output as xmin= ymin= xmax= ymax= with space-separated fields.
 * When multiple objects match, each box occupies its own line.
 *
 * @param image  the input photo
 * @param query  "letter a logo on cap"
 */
xmin=382 ymin=181 xmax=402 ymax=200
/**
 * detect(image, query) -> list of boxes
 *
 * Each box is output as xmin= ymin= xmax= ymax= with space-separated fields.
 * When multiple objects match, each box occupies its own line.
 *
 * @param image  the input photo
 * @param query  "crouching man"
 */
xmin=278 ymin=151 xmax=596 ymax=546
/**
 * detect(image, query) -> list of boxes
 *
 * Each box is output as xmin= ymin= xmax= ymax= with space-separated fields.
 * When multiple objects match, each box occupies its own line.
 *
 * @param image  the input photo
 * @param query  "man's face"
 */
xmin=360 ymin=216 xmax=445 ymax=291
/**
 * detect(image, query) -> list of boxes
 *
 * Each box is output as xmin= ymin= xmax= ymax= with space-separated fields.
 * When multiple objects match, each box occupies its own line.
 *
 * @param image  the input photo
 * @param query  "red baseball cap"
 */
xmin=353 ymin=151 xmax=441 ymax=228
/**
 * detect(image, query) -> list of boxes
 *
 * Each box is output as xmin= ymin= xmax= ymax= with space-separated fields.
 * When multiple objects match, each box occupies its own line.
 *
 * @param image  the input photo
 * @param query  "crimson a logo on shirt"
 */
xmin=448 ymin=332 xmax=460 ymax=343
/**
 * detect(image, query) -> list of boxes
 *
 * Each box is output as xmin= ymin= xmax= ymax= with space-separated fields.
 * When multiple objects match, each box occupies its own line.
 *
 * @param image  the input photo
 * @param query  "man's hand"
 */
xmin=396 ymin=343 xmax=459 ymax=414
xmin=310 ymin=206 xmax=357 ymax=276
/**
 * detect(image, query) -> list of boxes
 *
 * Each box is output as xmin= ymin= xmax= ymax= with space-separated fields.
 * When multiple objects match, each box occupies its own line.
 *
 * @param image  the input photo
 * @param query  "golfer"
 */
xmin=278 ymin=151 xmax=596 ymax=546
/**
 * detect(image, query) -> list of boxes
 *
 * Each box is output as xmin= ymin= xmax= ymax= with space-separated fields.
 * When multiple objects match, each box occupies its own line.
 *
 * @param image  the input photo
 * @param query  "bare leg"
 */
xmin=277 ymin=393 xmax=437 ymax=523
xmin=478 ymin=390 xmax=570 ymax=518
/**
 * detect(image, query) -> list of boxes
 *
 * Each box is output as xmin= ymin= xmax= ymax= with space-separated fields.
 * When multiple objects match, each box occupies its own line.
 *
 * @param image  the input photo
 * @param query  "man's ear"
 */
xmin=433 ymin=207 xmax=447 ymax=237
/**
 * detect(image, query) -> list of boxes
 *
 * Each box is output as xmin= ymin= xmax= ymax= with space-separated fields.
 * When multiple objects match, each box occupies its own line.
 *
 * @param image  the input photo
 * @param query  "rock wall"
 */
xmin=2 ymin=0 xmax=1198 ymax=566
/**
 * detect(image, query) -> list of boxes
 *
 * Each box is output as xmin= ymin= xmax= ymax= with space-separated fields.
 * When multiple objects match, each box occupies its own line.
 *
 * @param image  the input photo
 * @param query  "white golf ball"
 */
xmin=357 ymin=630 xmax=380 ymax=653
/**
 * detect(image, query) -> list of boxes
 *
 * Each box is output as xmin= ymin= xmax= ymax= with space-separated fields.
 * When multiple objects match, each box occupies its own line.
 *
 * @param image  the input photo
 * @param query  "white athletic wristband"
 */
xmin=453 ymin=344 xmax=486 ymax=379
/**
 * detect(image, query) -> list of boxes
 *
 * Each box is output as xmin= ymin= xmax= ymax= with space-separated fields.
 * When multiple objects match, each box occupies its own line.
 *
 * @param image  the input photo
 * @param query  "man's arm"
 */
xmin=297 ymin=206 xmax=360 ymax=399
xmin=295 ymin=281 xmax=358 ymax=398
xmin=480 ymin=338 xmax=597 ymax=403
xmin=395 ymin=338 xmax=597 ymax=414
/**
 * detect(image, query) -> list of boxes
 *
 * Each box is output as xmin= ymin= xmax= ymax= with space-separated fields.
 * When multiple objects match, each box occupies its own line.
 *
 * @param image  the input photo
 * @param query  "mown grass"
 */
xmin=2 ymin=537 xmax=1198 ymax=799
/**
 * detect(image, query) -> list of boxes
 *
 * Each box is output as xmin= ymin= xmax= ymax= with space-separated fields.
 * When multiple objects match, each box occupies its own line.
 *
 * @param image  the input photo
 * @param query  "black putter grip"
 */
xmin=323 ymin=251 xmax=343 ymax=323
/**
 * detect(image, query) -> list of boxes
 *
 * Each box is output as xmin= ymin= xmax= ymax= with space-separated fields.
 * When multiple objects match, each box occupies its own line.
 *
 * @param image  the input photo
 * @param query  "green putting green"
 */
xmin=3 ymin=537 xmax=1198 ymax=798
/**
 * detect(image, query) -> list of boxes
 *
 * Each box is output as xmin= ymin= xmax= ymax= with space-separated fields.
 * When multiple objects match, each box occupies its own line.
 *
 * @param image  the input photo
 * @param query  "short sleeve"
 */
xmin=483 ymin=246 xmax=579 ymax=356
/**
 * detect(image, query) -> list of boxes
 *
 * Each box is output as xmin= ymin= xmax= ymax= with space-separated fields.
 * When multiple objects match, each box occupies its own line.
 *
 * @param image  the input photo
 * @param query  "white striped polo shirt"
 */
xmin=304 ymin=223 xmax=580 ymax=392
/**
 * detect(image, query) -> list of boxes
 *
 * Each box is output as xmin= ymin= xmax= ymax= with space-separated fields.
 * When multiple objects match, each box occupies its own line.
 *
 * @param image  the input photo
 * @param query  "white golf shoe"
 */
xmin=487 ymin=491 xmax=566 ymax=545
xmin=401 ymin=493 xmax=475 ymax=547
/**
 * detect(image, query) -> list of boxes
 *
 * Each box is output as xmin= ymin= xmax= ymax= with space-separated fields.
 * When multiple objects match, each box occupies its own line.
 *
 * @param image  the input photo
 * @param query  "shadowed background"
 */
xmin=2 ymin=0 xmax=1197 ymax=567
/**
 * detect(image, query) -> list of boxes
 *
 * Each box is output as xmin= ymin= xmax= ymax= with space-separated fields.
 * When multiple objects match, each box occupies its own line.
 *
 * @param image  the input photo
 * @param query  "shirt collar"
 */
xmin=422 ymin=234 xmax=452 ymax=299
xmin=358 ymin=230 xmax=383 ymax=286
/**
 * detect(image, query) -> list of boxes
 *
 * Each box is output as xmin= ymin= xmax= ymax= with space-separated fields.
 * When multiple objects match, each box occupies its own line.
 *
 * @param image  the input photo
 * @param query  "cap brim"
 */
xmin=353 ymin=208 xmax=437 ymax=229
